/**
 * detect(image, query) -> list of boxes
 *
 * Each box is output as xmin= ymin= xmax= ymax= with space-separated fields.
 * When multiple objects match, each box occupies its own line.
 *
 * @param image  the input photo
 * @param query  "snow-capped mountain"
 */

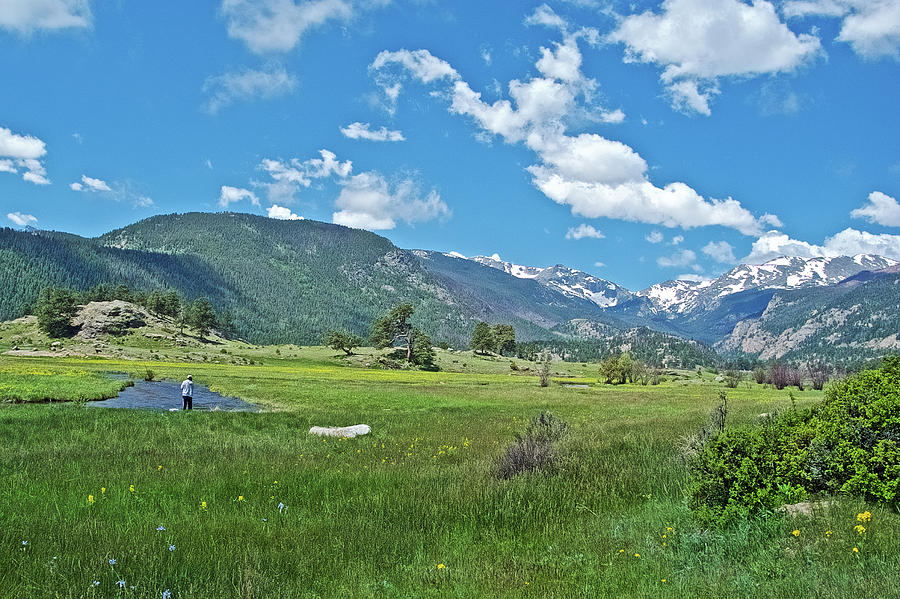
xmin=637 ymin=254 xmax=898 ymax=314
xmin=469 ymin=254 xmax=633 ymax=308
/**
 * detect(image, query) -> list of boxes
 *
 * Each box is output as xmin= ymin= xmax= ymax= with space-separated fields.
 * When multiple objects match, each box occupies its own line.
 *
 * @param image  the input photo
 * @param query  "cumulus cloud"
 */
xmin=702 ymin=240 xmax=737 ymax=263
xmin=851 ymin=190 xmax=900 ymax=226
xmin=220 ymin=0 xmax=354 ymax=53
xmin=333 ymin=172 xmax=449 ymax=230
xmin=267 ymin=204 xmax=303 ymax=220
xmin=608 ymin=0 xmax=821 ymax=115
xmin=565 ymin=223 xmax=605 ymax=239
xmin=69 ymin=174 xmax=111 ymax=192
xmin=646 ymin=230 xmax=664 ymax=243
xmin=219 ymin=185 xmax=260 ymax=208
xmin=252 ymin=149 xmax=449 ymax=230
xmin=370 ymin=13 xmax=778 ymax=236
xmin=671 ymin=235 xmax=684 ymax=245
xmin=202 ymin=65 xmax=298 ymax=114
xmin=743 ymin=228 xmax=900 ymax=263
xmin=785 ymin=0 xmax=900 ymax=59
xmin=256 ymin=149 xmax=352 ymax=203
xmin=0 ymin=125 xmax=50 ymax=185
xmin=7 ymin=212 xmax=37 ymax=227
xmin=340 ymin=122 xmax=405 ymax=142
xmin=370 ymin=6 xmax=779 ymax=235
xmin=657 ymin=248 xmax=698 ymax=268
xmin=0 ymin=0 xmax=90 ymax=33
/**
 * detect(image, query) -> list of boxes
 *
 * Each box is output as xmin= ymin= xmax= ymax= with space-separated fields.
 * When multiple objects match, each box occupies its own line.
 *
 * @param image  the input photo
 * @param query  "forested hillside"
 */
xmin=721 ymin=267 xmax=900 ymax=364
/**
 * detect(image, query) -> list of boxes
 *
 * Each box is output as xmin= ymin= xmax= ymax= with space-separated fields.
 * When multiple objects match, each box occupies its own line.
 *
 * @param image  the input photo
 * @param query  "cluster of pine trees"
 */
xmin=32 ymin=284 xmax=229 ymax=340
xmin=470 ymin=322 xmax=516 ymax=356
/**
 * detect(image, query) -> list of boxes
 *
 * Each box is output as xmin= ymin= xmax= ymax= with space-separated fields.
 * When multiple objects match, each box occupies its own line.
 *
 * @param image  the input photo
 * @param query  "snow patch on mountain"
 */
xmin=470 ymin=255 xmax=632 ymax=307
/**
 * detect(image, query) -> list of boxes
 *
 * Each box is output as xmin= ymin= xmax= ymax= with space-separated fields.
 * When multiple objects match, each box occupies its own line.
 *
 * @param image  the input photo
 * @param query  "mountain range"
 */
xmin=2 ymin=212 xmax=897 ymax=365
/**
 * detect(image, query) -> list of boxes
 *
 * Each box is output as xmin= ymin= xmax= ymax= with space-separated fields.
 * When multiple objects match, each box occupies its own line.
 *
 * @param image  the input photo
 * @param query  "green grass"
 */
xmin=1 ymin=353 xmax=897 ymax=598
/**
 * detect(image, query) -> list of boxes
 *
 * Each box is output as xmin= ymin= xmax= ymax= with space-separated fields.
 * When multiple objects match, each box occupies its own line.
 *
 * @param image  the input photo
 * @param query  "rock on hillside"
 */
xmin=73 ymin=300 xmax=156 ymax=339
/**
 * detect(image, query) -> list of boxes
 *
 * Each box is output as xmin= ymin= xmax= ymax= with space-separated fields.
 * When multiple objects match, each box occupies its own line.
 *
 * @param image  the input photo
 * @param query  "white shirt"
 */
xmin=180 ymin=379 xmax=193 ymax=397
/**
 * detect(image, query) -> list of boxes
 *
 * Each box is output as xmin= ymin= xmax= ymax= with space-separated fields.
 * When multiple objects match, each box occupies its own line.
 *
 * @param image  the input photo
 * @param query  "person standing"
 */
xmin=181 ymin=375 xmax=194 ymax=410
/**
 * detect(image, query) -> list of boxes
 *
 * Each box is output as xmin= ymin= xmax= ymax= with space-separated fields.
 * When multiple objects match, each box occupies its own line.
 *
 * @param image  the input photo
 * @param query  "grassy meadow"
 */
xmin=1 ymin=347 xmax=898 ymax=598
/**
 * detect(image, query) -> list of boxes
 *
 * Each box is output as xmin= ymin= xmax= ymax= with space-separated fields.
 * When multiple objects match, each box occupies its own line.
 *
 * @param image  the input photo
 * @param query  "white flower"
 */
xmin=21 ymin=541 xmax=27 ymax=546
xmin=156 ymin=525 xmax=166 ymax=531
xmin=169 ymin=544 xmax=176 ymax=552
xmin=277 ymin=502 xmax=285 ymax=512
xmin=117 ymin=580 xmax=126 ymax=588
xmin=162 ymin=589 xmax=172 ymax=598
xmin=109 ymin=558 xmax=117 ymax=565
xmin=93 ymin=581 xmax=100 ymax=586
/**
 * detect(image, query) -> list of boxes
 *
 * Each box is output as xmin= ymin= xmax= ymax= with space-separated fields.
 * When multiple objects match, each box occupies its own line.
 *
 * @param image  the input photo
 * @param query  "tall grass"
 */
xmin=1 ymin=355 xmax=897 ymax=597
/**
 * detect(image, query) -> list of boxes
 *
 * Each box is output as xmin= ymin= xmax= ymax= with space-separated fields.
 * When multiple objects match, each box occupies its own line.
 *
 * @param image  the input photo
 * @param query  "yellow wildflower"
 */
xmin=853 ymin=547 xmax=859 ymax=553
xmin=101 ymin=487 xmax=106 ymax=495
xmin=157 ymin=465 xmax=163 ymax=471
xmin=634 ymin=553 xmax=640 ymax=558
xmin=854 ymin=525 xmax=866 ymax=535
xmin=238 ymin=495 xmax=244 ymax=502
xmin=436 ymin=563 xmax=445 ymax=570
xmin=661 ymin=579 xmax=667 ymax=583
xmin=200 ymin=501 xmax=207 ymax=510
xmin=129 ymin=484 xmax=135 ymax=493
xmin=792 ymin=530 xmax=800 ymax=537
xmin=88 ymin=494 xmax=94 ymax=504
xmin=825 ymin=530 xmax=832 ymax=537
xmin=618 ymin=549 xmax=625 ymax=554
xmin=857 ymin=511 xmax=872 ymax=523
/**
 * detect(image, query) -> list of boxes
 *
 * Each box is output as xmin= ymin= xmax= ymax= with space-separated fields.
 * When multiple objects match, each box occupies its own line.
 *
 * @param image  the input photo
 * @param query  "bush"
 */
xmin=687 ymin=357 xmax=900 ymax=525
xmin=496 ymin=412 xmax=570 ymax=479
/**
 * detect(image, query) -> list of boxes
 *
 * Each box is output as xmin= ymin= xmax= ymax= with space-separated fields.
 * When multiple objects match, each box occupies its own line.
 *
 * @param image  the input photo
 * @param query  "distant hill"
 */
xmin=719 ymin=265 xmax=900 ymax=364
xmin=2 ymin=212 xmax=897 ymax=365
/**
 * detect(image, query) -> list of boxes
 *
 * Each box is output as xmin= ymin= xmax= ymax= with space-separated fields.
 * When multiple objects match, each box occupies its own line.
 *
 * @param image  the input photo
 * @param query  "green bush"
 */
xmin=688 ymin=356 xmax=900 ymax=525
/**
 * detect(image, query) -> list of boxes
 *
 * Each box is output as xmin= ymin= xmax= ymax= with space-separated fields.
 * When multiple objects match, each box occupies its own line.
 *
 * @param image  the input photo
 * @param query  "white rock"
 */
xmin=309 ymin=424 xmax=371 ymax=438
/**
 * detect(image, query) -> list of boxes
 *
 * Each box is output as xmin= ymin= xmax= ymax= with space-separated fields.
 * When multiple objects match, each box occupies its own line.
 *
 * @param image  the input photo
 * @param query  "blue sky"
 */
xmin=1 ymin=0 xmax=899 ymax=290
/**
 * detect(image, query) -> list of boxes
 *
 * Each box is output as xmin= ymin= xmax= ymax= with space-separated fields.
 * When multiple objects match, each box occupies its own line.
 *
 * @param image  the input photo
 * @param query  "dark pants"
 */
xmin=182 ymin=395 xmax=192 ymax=410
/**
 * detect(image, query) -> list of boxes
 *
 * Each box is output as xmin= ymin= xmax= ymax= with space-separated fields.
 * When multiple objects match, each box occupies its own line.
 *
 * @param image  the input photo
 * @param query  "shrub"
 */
xmin=496 ymin=412 xmax=570 ymax=479
xmin=687 ymin=356 xmax=900 ymax=525
xmin=143 ymin=368 xmax=155 ymax=382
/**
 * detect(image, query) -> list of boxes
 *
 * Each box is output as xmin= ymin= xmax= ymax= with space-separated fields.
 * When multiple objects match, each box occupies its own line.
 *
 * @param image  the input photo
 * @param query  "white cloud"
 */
xmin=333 ymin=171 xmax=449 ymax=231
xmin=69 ymin=174 xmax=152 ymax=207
xmin=221 ymin=0 xmax=354 ymax=53
xmin=203 ymin=65 xmax=298 ymax=114
xmin=219 ymin=185 xmax=260 ymax=208
xmin=340 ymin=122 xmax=405 ymax=142
xmin=593 ymin=261 xmax=606 ymax=268
xmin=524 ymin=4 xmax=568 ymax=31
xmin=599 ymin=109 xmax=626 ymax=124
xmin=677 ymin=273 xmax=710 ymax=282
xmin=0 ymin=126 xmax=50 ymax=185
xmin=0 ymin=0 xmax=90 ymax=33
xmin=372 ymin=23 xmax=777 ymax=236
xmin=743 ymin=228 xmax=900 ymax=263
xmin=7 ymin=212 xmax=37 ymax=227
xmin=267 ymin=204 xmax=303 ymax=220
xmin=70 ymin=174 xmax=111 ymax=192
xmin=785 ymin=0 xmax=900 ymax=59
xmin=480 ymin=46 xmax=492 ymax=66
xmin=702 ymin=240 xmax=737 ymax=263
xmin=646 ymin=230 xmax=664 ymax=243
xmin=608 ymin=0 xmax=821 ymax=115
xmin=256 ymin=149 xmax=352 ymax=203
xmin=657 ymin=248 xmax=698 ymax=267
xmin=565 ymin=223 xmax=605 ymax=239
xmin=671 ymin=235 xmax=684 ymax=245
xmin=851 ymin=190 xmax=900 ymax=226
